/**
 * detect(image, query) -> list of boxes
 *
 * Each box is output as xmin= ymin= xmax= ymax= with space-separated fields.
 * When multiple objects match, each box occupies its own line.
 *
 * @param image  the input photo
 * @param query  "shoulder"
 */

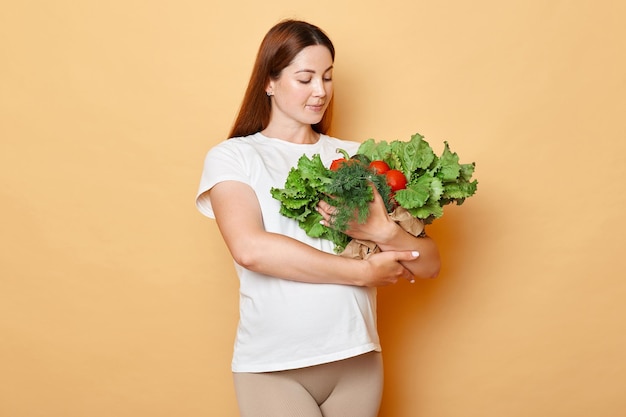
xmin=205 ymin=134 xmax=260 ymax=158
xmin=210 ymin=134 xmax=258 ymax=150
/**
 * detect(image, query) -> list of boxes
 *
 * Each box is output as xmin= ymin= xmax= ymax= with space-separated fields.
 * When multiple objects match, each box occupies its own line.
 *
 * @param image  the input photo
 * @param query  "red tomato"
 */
xmin=385 ymin=169 xmax=407 ymax=191
xmin=368 ymin=160 xmax=390 ymax=174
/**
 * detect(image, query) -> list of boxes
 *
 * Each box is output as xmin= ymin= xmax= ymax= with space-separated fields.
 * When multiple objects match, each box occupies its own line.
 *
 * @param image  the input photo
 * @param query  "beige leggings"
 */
xmin=233 ymin=351 xmax=384 ymax=417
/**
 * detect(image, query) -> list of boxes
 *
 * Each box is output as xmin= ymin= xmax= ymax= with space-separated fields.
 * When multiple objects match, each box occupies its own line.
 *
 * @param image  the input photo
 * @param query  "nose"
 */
xmin=312 ymin=79 xmax=327 ymax=98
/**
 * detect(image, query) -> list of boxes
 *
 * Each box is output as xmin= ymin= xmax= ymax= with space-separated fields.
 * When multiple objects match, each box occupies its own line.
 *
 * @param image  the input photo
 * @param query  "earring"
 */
xmin=266 ymin=91 xmax=273 ymax=96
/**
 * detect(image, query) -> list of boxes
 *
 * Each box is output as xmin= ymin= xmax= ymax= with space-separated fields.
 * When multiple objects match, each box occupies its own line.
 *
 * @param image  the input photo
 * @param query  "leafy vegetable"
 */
xmin=270 ymin=154 xmax=393 ymax=252
xmin=359 ymin=133 xmax=478 ymax=222
xmin=270 ymin=132 xmax=478 ymax=252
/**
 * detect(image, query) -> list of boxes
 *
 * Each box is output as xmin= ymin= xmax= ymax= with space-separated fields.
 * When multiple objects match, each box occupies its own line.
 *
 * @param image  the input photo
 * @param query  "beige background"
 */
xmin=2 ymin=1 xmax=625 ymax=416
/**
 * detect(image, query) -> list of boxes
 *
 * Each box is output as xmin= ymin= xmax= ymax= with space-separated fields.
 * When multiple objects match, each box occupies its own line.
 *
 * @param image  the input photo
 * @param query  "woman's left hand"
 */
xmin=317 ymin=184 xmax=397 ymax=244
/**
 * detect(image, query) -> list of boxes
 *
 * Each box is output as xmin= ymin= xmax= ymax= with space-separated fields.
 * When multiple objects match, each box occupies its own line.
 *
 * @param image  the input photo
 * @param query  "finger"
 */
xmin=317 ymin=199 xmax=335 ymax=213
xmin=401 ymin=266 xmax=416 ymax=284
xmin=370 ymin=183 xmax=382 ymax=200
xmin=399 ymin=252 xmax=419 ymax=283
xmin=398 ymin=250 xmax=420 ymax=261
xmin=317 ymin=207 xmax=336 ymax=227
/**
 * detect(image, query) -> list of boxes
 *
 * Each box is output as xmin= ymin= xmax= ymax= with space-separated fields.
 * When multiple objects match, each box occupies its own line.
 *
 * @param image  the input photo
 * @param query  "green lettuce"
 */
xmin=358 ymin=133 xmax=477 ymax=223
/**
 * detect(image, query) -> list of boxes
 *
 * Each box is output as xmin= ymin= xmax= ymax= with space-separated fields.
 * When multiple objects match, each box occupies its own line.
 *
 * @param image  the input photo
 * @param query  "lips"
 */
xmin=306 ymin=103 xmax=325 ymax=111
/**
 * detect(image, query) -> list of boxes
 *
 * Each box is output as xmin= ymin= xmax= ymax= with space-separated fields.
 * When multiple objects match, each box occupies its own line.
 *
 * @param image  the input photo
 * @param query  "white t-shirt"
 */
xmin=196 ymin=132 xmax=381 ymax=373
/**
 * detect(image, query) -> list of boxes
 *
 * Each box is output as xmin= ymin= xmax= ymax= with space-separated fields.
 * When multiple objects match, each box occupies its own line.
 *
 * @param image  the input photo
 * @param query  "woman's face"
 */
xmin=267 ymin=45 xmax=334 ymax=128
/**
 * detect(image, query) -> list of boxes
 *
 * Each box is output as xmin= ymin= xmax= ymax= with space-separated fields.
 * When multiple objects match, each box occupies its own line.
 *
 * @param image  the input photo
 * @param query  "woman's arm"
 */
xmin=209 ymin=181 xmax=419 ymax=287
xmin=318 ymin=186 xmax=441 ymax=279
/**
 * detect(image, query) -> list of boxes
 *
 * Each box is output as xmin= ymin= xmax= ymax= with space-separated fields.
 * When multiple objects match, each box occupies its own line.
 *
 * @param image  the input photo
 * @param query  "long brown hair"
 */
xmin=228 ymin=20 xmax=336 ymax=138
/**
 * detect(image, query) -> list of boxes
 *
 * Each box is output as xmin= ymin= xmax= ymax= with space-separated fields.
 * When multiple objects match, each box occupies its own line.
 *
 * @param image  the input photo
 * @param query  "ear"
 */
xmin=265 ymin=80 xmax=275 ymax=96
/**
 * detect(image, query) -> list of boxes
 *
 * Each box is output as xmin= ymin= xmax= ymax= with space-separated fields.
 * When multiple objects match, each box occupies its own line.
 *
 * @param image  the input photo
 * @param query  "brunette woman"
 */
xmin=196 ymin=19 xmax=440 ymax=417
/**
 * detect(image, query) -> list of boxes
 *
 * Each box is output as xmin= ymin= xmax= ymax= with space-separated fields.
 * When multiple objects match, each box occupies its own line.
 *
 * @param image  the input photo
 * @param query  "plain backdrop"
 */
xmin=1 ymin=1 xmax=625 ymax=416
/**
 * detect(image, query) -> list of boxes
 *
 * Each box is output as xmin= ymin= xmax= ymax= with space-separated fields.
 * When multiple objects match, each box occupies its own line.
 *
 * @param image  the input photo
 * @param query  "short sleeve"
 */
xmin=195 ymin=141 xmax=250 ymax=218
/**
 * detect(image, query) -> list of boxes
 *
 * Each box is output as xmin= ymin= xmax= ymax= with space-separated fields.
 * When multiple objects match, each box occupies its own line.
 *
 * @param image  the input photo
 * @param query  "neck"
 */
xmin=261 ymin=126 xmax=320 ymax=144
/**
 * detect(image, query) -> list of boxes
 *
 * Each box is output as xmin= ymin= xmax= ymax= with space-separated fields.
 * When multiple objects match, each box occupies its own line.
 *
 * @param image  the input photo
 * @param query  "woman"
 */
xmin=196 ymin=19 xmax=440 ymax=417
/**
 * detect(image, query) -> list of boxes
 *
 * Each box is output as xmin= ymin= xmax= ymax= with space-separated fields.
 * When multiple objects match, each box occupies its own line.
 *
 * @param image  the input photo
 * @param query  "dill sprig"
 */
xmin=324 ymin=162 xmax=393 ymax=233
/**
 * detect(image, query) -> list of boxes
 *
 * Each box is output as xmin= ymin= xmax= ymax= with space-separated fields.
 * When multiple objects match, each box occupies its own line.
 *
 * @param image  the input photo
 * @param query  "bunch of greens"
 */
xmin=358 ymin=133 xmax=478 ymax=221
xmin=270 ymin=133 xmax=478 ymax=252
xmin=270 ymin=153 xmax=392 ymax=252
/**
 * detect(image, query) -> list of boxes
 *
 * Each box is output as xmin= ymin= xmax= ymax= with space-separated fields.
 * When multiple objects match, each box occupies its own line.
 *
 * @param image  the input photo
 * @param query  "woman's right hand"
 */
xmin=359 ymin=250 xmax=419 ymax=287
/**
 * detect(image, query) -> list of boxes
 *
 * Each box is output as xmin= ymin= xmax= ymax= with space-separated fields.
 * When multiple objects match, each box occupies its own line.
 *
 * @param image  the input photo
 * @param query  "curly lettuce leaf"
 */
xmin=392 ymin=133 xmax=436 ymax=180
xmin=358 ymin=132 xmax=478 ymax=222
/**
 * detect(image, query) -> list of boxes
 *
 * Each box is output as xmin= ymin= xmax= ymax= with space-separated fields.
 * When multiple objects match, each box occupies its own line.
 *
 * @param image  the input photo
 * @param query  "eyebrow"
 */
xmin=295 ymin=65 xmax=334 ymax=74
